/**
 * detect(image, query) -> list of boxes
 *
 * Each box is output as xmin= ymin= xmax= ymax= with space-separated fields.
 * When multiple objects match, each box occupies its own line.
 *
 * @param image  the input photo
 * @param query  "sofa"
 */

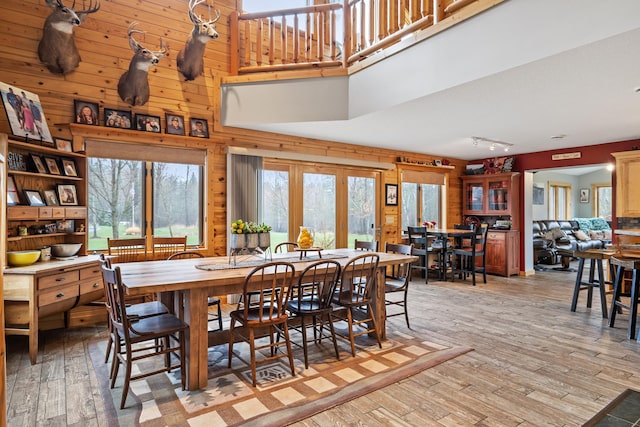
xmin=533 ymin=218 xmax=612 ymax=265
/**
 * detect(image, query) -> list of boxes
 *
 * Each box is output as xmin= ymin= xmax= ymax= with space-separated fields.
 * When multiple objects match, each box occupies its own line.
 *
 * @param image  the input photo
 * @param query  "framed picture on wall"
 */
xmin=580 ymin=188 xmax=590 ymax=203
xmin=166 ymin=113 xmax=186 ymax=135
xmin=385 ymin=184 xmax=398 ymax=206
xmin=74 ymin=99 xmax=99 ymax=125
xmin=189 ymin=118 xmax=209 ymax=138
xmin=0 ymin=81 xmax=54 ymax=143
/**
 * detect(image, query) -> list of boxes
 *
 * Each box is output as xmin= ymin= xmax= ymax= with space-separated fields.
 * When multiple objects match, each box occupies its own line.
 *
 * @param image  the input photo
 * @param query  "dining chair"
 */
xmin=275 ymin=241 xmax=300 ymax=253
xmin=228 ymin=261 xmax=297 ymax=386
xmin=451 ymin=224 xmax=488 ymax=286
xmin=407 ymin=226 xmax=429 ymax=282
xmin=101 ymin=263 xmax=188 ymax=409
xmin=384 ymin=242 xmax=414 ymax=328
xmin=99 ymin=254 xmax=169 ymax=366
xmin=152 ymin=235 xmax=187 ymax=260
xmin=354 ymin=239 xmax=378 ymax=252
xmin=167 ymin=251 xmax=223 ymax=331
xmin=331 ymin=253 xmax=381 ymax=356
xmin=287 ymin=259 xmax=342 ymax=368
xmin=107 ymin=237 xmax=148 ymax=263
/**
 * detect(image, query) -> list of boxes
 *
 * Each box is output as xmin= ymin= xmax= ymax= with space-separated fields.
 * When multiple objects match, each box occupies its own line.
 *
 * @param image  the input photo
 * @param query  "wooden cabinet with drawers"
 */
xmin=485 ymin=230 xmax=520 ymax=277
xmin=3 ymin=256 xmax=103 ymax=364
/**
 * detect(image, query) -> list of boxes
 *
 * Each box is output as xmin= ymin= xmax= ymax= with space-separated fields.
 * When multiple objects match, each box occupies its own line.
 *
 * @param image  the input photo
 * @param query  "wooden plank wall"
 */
xmin=0 ymin=0 xmax=465 ymax=256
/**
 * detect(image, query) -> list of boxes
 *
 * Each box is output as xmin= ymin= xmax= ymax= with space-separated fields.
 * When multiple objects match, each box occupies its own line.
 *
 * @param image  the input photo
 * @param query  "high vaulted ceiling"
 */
xmin=222 ymin=0 xmax=640 ymax=161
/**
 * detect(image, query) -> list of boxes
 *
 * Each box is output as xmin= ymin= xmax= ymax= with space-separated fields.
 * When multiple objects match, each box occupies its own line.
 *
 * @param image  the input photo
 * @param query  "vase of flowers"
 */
xmin=230 ymin=219 xmax=272 ymax=252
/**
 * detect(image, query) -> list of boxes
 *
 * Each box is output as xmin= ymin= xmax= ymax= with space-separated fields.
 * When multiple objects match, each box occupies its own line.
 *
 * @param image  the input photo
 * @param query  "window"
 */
xmin=401 ymin=170 xmax=445 ymax=231
xmin=261 ymin=168 xmax=290 ymax=248
xmin=86 ymin=141 xmax=205 ymax=251
xmin=548 ymin=181 xmax=571 ymax=219
xmin=593 ymin=183 xmax=612 ymax=220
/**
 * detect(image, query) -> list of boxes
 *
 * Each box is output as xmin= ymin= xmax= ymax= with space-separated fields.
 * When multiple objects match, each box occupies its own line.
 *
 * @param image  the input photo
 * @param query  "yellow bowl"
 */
xmin=7 ymin=250 xmax=41 ymax=267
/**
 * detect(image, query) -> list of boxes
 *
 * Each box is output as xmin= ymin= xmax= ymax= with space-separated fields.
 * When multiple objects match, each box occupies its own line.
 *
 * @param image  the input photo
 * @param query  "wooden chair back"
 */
xmin=167 ymin=250 xmax=204 ymax=260
xmin=335 ymin=253 xmax=380 ymax=306
xmin=152 ymin=236 xmax=187 ymax=259
xmin=384 ymin=242 xmax=413 ymax=288
xmin=240 ymin=262 xmax=296 ymax=324
xmin=107 ymin=237 xmax=147 ymax=263
xmin=275 ymin=242 xmax=300 ymax=253
xmin=292 ymin=260 xmax=342 ymax=311
xmin=354 ymin=239 xmax=379 ymax=252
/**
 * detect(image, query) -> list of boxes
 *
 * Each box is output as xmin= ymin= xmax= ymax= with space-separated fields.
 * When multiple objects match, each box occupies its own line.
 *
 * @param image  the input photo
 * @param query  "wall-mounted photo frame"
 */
xmin=44 ymin=157 xmax=61 ymax=175
xmin=56 ymin=219 xmax=75 ymax=233
xmin=385 ymin=183 xmax=398 ymax=206
xmin=189 ymin=118 xmax=209 ymax=138
xmin=54 ymin=137 xmax=73 ymax=152
xmin=74 ymin=99 xmax=99 ymax=125
xmin=166 ymin=113 xmax=185 ymax=136
xmin=23 ymin=189 xmax=46 ymax=206
xmin=43 ymin=189 xmax=59 ymax=206
xmin=104 ymin=108 xmax=132 ymax=129
xmin=61 ymin=159 xmax=78 ymax=177
xmin=7 ymin=175 xmax=20 ymax=206
xmin=580 ymin=188 xmax=590 ymax=203
xmin=135 ymin=114 xmax=161 ymax=133
xmin=532 ymin=183 xmax=545 ymax=205
xmin=57 ymin=184 xmax=78 ymax=206
xmin=30 ymin=154 xmax=47 ymax=174
xmin=0 ymin=81 xmax=53 ymax=143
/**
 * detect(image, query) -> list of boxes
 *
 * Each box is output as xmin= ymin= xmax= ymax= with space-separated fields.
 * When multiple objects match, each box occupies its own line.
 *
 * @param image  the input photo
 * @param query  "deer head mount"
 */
xmin=38 ymin=0 xmax=100 ymax=75
xmin=177 ymin=0 xmax=220 ymax=81
xmin=117 ymin=23 xmax=168 ymax=106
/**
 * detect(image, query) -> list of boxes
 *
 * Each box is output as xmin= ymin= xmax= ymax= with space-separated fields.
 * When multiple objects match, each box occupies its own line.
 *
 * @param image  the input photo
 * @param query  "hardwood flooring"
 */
xmin=6 ymin=265 xmax=640 ymax=426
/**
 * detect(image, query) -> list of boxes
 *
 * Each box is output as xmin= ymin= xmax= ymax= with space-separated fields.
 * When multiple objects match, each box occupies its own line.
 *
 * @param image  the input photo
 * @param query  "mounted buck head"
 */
xmin=38 ymin=0 xmax=100 ymax=75
xmin=177 ymin=0 xmax=220 ymax=81
xmin=117 ymin=23 xmax=168 ymax=106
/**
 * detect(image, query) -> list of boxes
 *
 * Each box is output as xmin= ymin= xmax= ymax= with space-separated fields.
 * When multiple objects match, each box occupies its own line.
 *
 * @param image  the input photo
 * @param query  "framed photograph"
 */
xmin=135 ymin=114 xmax=161 ymax=133
xmin=189 ymin=118 xmax=209 ymax=138
xmin=56 ymin=219 xmax=75 ymax=233
xmin=57 ymin=184 xmax=78 ymax=206
xmin=54 ymin=137 xmax=73 ymax=152
xmin=0 ymin=81 xmax=53 ymax=143
xmin=61 ymin=159 xmax=78 ymax=177
xmin=74 ymin=99 xmax=99 ymax=125
xmin=7 ymin=175 xmax=20 ymax=206
xmin=166 ymin=113 xmax=186 ymax=136
xmin=44 ymin=157 xmax=61 ymax=175
xmin=533 ymin=183 xmax=544 ymax=205
xmin=44 ymin=189 xmax=59 ymax=206
xmin=30 ymin=154 xmax=47 ymax=174
xmin=104 ymin=108 xmax=132 ymax=129
xmin=23 ymin=189 xmax=46 ymax=206
xmin=580 ymin=188 xmax=590 ymax=203
xmin=433 ymin=160 xmax=442 ymax=166
xmin=385 ymin=183 xmax=398 ymax=206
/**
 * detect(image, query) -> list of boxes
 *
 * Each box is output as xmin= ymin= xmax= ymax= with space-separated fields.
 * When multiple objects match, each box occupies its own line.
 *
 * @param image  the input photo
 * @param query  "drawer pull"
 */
xmin=93 ymin=283 xmax=100 ymax=288
xmin=56 ymin=292 xmax=65 ymax=298
xmin=56 ymin=278 xmax=66 ymax=282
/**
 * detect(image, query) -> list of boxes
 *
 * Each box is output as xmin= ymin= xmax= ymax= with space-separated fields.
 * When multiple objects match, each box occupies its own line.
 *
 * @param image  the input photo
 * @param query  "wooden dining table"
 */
xmin=116 ymin=248 xmax=417 ymax=390
xmin=425 ymin=228 xmax=477 ymax=280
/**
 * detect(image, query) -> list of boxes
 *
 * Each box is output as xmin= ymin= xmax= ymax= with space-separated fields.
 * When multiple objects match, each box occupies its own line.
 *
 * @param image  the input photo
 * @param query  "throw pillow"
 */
xmin=550 ymin=228 xmax=566 ymax=240
xmin=603 ymin=229 xmax=612 ymax=240
xmin=573 ymin=218 xmax=592 ymax=232
xmin=589 ymin=230 xmax=605 ymax=240
xmin=590 ymin=217 xmax=611 ymax=231
xmin=574 ymin=229 xmax=590 ymax=241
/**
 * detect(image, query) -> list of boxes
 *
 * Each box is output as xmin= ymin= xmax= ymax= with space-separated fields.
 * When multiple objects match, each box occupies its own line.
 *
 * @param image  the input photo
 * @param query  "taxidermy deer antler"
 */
xmin=38 ymin=0 xmax=100 ymax=75
xmin=177 ymin=0 xmax=220 ymax=81
xmin=117 ymin=23 xmax=168 ymax=106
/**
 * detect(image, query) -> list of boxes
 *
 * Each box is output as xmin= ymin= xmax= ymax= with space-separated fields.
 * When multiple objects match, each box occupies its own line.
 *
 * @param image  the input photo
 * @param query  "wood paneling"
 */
xmin=0 ymin=0 xmax=466 ymax=259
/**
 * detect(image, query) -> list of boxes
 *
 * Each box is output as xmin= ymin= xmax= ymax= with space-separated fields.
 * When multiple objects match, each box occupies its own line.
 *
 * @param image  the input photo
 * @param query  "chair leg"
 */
xmin=120 ymin=346 xmax=133 ymax=409
xmin=367 ymin=303 xmax=383 ymax=349
xmin=609 ymin=266 xmax=625 ymax=328
xmin=326 ymin=312 xmax=340 ymax=362
xmin=628 ymin=270 xmax=639 ymax=340
xmin=346 ymin=308 xmax=356 ymax=357
xmin=216 ymin=302 xmax=223 ymax=331
xmin=403 ymin=288 xmax=410 ymax=329
xmin=227 ymin=318 xmax=236 ymax=368
xmin=249 ymin=327 xmax=257 ymax=387
xmin=282 ymin=320 xmax=296 ymax=378
xmin=300 ymin=315 xmax=310 ymax=369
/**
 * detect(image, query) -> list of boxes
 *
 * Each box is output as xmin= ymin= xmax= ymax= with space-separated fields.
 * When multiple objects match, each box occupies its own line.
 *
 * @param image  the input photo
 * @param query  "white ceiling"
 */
xmin=222 ymin=0 xmax=640 ymax=161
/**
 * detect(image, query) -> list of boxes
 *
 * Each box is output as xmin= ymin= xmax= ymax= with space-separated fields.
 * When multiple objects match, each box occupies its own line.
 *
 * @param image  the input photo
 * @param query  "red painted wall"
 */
xmin=472 ymin=138 xmax=640 ymax=272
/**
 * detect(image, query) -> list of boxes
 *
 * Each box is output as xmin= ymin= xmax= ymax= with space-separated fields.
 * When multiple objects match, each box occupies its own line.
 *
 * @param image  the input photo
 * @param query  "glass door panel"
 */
xmin=488 ymin=179 xmax=508 ymax=211
xmin=303 ymin=173 xmax=336 ymax=249
xmin=465 ymin=182 xmax=484 ymax=212
xmin=261 ymin=169 xmax=289 ymax=250
xmin=347 ymin=175 xmax=376 ymax=247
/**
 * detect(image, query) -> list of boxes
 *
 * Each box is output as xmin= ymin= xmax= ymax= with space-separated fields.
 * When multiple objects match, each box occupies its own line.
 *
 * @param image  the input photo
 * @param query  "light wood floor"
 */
xmin=7 ymin=265 xmax=640 ymax=426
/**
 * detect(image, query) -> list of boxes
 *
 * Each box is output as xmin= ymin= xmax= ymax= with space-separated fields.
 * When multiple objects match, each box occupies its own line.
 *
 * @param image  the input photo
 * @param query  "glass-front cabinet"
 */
xmin=462 ymin=173 xmax=520 ymax=217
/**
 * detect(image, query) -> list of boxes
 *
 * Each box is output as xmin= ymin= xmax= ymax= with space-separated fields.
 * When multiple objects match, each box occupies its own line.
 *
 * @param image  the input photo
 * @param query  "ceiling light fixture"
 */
xmin=472 ymin=136 xmax=513 ymax=152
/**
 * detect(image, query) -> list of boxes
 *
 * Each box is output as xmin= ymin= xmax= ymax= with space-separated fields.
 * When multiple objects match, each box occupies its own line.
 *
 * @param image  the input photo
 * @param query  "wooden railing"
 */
xmin=229 ymin=0 xmax=497 ymax=75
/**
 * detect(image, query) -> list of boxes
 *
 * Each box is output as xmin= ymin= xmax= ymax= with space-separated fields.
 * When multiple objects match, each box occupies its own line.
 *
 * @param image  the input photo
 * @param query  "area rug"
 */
xmin=583 ymin=389 xmax=640 ymax=426
xmin=89 ymin=328 xmax=472 ymax=426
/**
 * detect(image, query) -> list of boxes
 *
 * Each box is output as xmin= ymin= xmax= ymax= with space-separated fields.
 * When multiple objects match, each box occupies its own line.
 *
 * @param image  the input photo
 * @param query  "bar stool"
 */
xmin=570 ymin=249 xmax=615 ymax=318
xmin=608 ymin=256 xmax=640 ymax=339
